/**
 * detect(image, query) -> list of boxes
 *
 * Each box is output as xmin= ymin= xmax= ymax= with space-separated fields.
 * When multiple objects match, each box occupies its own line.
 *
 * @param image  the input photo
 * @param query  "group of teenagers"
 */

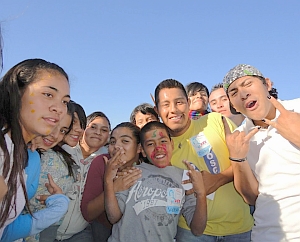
xmin=0 ymin=57 xmax=300 ymax=242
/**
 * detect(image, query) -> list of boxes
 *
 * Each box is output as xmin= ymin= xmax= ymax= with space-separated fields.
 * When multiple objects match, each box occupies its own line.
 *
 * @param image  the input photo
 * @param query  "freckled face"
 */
xmin=135 ymin=111 xmax=159 ymax=129
xmin=20 ymin=70 xmax=70 ymax=143
xmin=108 ymin=127 xmax=141 ymax=166
xmin=33 ymin=113 xmax=72 ymax=150
xmin=81 ymin=117 xmax=110 ymax=150
xmin=63 ymin=112 xmax=84 ymax=147
xmin=142 ymin=128 xmax=173 ymax=168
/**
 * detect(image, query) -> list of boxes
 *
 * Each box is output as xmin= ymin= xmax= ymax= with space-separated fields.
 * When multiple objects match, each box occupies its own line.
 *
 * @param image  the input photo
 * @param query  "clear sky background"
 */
xmin=1 ymin=1 xmax=300 ymax=128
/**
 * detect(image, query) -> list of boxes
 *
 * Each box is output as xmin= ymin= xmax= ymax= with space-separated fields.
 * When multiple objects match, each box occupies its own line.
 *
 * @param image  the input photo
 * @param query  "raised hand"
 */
xmin=222 ymin=116 xmax=259 ymax=159
xmin=104 ymin=148 xmax=126 ymax=183
xmin=113 ymin=167 xmax=142 ymax=192
xmin=263 ymin=96 xmax=300 ymax=147
xmin=183 ymin=160 xmax=205 ymax=197
xmin=37 ymin=174 xmax=63 ymax=205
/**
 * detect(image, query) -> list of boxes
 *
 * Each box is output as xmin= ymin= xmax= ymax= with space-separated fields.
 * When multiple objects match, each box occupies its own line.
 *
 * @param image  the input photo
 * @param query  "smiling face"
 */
xmin=209 ymin=88 xmax=232 ymax=118
xmin=188 ymin=90 xmax=209 ymax=113
xmin=20 ymin=70 xmax=70 ymax=143
xmin=227 ymin=76 xmax=275 ymax=121
xmin=156 ymin=88 xmax=191 ymax=137
xmin=141 ymin=128 xmax=173 ymax=168
xmin=108 ymin=127 xmax=141 ymax=167
xmin=63 ymin=112 xmax=84 ymax=147
xmin=33 ymin=112 xmax=72 ymax=150
xmin=81 ymin=117 xmax=110 ymax=151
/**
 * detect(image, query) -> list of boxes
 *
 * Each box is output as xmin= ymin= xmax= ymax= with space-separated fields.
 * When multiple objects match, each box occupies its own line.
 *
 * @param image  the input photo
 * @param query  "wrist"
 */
xmin=229 ymin=157 xmax=247 ymax=162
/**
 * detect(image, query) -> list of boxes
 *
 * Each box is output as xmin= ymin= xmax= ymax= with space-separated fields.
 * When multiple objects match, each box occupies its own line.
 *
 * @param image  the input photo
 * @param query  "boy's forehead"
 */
xmin=146 ymin=128 xmax=167 ymax=137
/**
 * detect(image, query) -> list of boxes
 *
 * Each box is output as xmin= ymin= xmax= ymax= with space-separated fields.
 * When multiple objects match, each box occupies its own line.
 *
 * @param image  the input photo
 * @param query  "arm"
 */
xmin=183 ymin=161 xmax=207 ymax=236
xmin=201 ymin=166 xmax=233 ymax=195
xmin=231 ymin=160 xmax=258 ymax=205
xmin=222 ymin=117 xmax=260 ymax=205
xmin=81 ymin=155 xmax=107 ymax=222
xmin=104 ymin=149 xmax=126 ymax=224
xmin=0 ymin=175 xmax=7 ymax=201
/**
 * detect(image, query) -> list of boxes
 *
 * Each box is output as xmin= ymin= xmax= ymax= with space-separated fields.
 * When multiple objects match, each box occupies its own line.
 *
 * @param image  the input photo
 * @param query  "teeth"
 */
xmin=156 ymin=154 xmax=165 ymax=159
xmin=170 ymin=116 xmax=180 ymax=120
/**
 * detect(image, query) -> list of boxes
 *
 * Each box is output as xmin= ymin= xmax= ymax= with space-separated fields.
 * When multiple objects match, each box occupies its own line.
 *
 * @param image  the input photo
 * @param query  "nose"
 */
xmin=217 ymin=101 xmax=224 ymax=109
xmin=240 ymin=91 xmax=250 ymax=101
xmin=169 ymin=102 xmax=178 ymax=113
xmin=50 ymin=102 xmax=66 ymax=116
xmin=49 ymin=126 xmax=60 ymax=141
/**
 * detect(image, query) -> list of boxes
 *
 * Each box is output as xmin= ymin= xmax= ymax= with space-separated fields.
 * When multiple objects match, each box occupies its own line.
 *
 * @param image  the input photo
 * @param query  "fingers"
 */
xmin=244 ymin=126 xmax=261 ymax=142
xmin=36 ymin=194 xmax=50 ymax=205
xmin=185 ymin=188 xmax=194 ymax=196
xmin=222 ymin=116 xmax=232 ymax=136
xmin=47 ymin=174 xmax=55 ymax=187
xmin=267 ymin=95 xmax=286 ymax=114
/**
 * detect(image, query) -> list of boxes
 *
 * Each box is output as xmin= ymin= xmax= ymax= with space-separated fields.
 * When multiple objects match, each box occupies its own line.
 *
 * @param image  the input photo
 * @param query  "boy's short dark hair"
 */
xmin=140 ymin=121 xmax=171 ymax=148
xmin=130 ymin=103 xmax=159 ymax=124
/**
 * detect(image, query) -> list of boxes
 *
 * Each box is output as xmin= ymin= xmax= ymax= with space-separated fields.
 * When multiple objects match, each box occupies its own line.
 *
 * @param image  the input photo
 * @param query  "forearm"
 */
xmin=216 ymin=166 xmax=233 ymax=187
xmin=231 ymin=161 xmax=258 ymax=205
xmin=85 ymin=193 xmax=105 ymax=221
xmin=190 ymin=194 xmax=207 ymax=236
xmin=104 ymin=181 xmax=122 ymax=224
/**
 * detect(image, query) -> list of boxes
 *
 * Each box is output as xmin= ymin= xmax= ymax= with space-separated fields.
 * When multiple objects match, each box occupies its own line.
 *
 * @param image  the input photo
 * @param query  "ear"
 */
xmin=265 ymin=78 xmax=272 ymax=91
xmin=154 ymin=106 xmax=159 ymax=117
xmin=137 ymin=143 xmax=142 ymax=155
xmin=187 ymin=97 xmax=191 ymax=107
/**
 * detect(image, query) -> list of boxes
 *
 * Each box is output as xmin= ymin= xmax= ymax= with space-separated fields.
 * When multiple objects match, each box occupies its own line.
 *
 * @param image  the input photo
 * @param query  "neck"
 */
xmin=170 ymin=119 xmax=191 ymax=137
xmin=80 ymin=143 xmax=98 ymax=158
xmin=230 ymin=114 xmax=245 ymax=127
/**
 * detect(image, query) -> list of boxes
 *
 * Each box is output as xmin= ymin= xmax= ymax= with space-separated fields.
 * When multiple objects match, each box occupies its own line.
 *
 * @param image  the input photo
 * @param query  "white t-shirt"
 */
xmin=0 ymin=134 xmax=26 ymax=238
xmin=237 ymin=98 xmax=300 ymax=241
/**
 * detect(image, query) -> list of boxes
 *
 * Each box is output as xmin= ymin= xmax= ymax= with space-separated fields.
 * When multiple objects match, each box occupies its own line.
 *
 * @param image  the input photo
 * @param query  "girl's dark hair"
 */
xmin=87 ymin=111 xmax=111 ymax=130
xmin=71 ymin=101 xmax=87 ymax=130
xmin=52 ymin=101 xmax=76 ymax=179
xmin=0 ymin=58 xmax=69 ymax=228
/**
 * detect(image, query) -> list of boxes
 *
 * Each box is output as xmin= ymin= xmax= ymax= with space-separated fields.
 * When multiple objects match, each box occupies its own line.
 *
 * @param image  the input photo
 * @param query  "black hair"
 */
xmin=257 ymin=77 xmax=279 ymax=99
xmin=129 ymin=103 xmax=159 ymax=124
xmin=185 ymin=82 xmax=209 ymax=97
xmin=140 ymin=121 xmax=171 ymax=148
xmin=154 ymin=79 xmax=188 ymax=107
xmin=70 ymin=101 xmax=87 ymax=130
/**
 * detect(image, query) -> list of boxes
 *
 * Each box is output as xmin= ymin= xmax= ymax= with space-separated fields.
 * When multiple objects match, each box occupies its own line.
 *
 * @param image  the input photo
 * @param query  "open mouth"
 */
xmin=246 ymin=101 xmax=256 ymax=109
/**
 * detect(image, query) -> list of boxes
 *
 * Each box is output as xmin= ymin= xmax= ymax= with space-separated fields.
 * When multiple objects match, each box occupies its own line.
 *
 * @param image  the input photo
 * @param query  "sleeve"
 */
xmin=181 ymin=194 xmax=197 ymax=227
xmin=116 ymin=187 xmax=130 ymax=214
xmin=80 ymin=154 xmax=107 ymax=222
xmin=26 ymin=150 xmax=41 ymax=199
xmin=1 ymin=213 xmax=32 ymax=241
xmin=30 ymin=194 xmax=70 ymax=235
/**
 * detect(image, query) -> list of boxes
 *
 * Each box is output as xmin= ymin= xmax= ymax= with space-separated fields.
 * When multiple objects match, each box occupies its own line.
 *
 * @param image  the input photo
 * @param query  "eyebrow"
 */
xmin=44 ymin=86 xmax=71 ymax=98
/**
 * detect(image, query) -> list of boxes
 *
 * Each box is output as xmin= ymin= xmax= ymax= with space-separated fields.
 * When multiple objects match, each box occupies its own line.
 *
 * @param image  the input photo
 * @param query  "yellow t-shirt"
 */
xmin=171 ymin=112 xmax=253 ymax=236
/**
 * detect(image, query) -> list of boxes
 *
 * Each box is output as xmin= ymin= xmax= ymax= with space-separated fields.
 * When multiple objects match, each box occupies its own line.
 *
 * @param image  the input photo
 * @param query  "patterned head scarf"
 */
xmin=223 ymin=64 xmax=264 ymax=92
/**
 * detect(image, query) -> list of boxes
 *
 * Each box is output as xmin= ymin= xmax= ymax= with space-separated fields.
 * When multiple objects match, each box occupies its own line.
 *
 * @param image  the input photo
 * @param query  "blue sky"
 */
xmin=1 ymin=1 xmax=300 ymax=128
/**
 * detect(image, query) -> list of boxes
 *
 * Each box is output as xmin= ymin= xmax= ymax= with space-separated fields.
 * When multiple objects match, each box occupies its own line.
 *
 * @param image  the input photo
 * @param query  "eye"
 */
xmin=122 ymin=139 xmax=130 ymax=144
xmin=101 ymin=129 xmax=109 ymax=133
xmin=60 ymin=129 xmax=69 ymax=134
xmin=62 ymin=100 xmax=69 ymax=106
xmin=146 ymin=142 xmax=154 ymax=147
xmin=43 ymin=93 xmax=53 ymax=98
xmin=109 ymin=140 xmax=116 ymax=145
